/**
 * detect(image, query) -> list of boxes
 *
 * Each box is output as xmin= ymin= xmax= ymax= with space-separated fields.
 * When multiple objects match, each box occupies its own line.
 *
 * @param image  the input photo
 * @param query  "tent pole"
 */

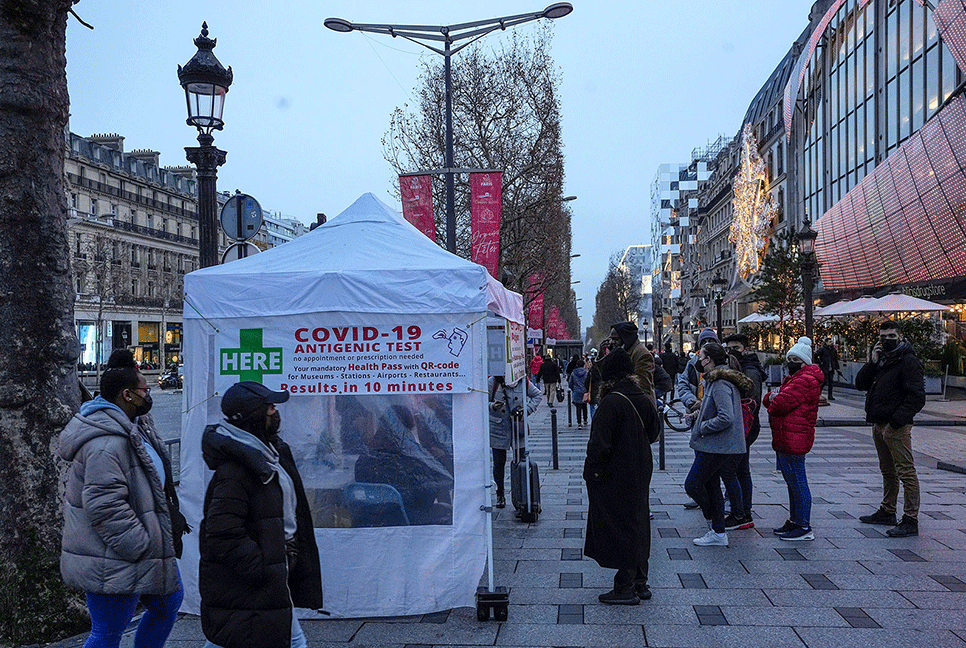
xmin=480 ymin=317 xmax=495 ymax=593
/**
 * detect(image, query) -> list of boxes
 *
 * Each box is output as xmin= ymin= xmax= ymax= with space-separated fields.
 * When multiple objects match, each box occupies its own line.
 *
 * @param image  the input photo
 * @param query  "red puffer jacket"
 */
xmin=762 ymin=364 xmax=824 ymax=455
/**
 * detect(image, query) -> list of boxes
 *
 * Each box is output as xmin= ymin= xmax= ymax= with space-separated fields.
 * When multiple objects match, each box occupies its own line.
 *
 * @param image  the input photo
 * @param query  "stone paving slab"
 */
xmin=80 ymin=396 xmax=966 ymax=648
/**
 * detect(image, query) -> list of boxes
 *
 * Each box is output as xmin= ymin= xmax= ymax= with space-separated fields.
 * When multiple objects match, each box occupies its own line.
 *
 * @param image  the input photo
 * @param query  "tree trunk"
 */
xmin=0 ymin=0 xmax=88 ymax=642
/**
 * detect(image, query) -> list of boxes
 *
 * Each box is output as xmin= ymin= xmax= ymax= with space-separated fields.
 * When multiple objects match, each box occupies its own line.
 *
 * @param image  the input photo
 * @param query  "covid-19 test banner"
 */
xmin=215 ymin=313 xmax=476 ymax=395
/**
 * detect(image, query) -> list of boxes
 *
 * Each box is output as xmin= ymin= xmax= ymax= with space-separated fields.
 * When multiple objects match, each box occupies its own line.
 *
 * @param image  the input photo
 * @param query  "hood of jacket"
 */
xmin=739 ymin=352 xmax=767 ymax=383
xmin=202 ymin=422 xmax=280 ymax=485
xmin=58 ymin=398 xmax=135 ymax=462
xmin=704 ymin=366 xmax=754 ymax=398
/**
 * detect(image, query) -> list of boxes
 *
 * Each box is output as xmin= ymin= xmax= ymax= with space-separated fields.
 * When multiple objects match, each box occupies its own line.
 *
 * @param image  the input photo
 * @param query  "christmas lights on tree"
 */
xmin=730 ymin=124 xmax=778 ymax=278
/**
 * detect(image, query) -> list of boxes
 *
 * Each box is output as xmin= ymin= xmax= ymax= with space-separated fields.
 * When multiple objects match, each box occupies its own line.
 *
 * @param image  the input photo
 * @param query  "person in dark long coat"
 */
xmin=583 ymin=347 xmax=660 ymax=605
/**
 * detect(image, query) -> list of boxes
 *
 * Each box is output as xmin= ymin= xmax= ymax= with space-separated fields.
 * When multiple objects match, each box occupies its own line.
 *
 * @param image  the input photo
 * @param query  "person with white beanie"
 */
xmin=762 ymin=337 xmax=824 ymax=540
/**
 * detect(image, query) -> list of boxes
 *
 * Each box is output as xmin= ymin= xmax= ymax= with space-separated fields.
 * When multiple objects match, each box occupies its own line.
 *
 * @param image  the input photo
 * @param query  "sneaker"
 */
xmin=649 ymin=511 xmax=654 ymax=520
xmin=828 ymin=396 xmax=836 ymax=401
xmin=495 ymin=494 xmax=506 ymax=509
xmin=683 ymin=499 xmax=700 ymax=510
xmin=724 ymin=513 xmax=755 ymax=530
xmin=598 ymin=588 xmax=640 ymax=605
xmin=773 ymin=520 xmax=797 ymax=535
xmin=859 ymin=508 xmax=898 ymax=526
xmin=693 ymin=530 xmax=729 ymax=546
xmin=778 ymin=525 xmax=814 ymax=541
xmin=634 ymin=584 xmax=652 ymax=600
xmin=886 ymin=515 xmax=919 ymax=538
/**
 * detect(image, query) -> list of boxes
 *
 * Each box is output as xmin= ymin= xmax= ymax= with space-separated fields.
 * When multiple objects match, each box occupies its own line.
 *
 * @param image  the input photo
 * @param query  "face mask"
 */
xmin=881 ymin=338 xmax=899 ymax=352
xmin=133 ymin=391 xmax=153 ymax=417
xmin=266 ymin=410 xmax=281 ymax=435
xmin=696 ymin=358 xmax=708 ymax=373
xmin=787 ymin=362 xmax=802 ymax=375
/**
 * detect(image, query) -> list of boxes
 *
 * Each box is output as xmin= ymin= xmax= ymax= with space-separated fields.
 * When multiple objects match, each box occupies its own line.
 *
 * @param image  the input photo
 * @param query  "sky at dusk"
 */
xmin=66 ymin=0 xmax=816 ymax=331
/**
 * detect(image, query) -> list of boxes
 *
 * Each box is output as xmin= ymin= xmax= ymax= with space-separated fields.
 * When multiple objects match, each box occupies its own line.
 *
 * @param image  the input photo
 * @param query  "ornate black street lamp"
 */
xmin=797 ymin=217 xmax=819 ymax=340
xmin=179 ymin=23 xmax=232 ymax=268
xmin=712 ymin=270 xmax=727 ymax=339
xmin=324 ymin=4 xmax=573 ymax=254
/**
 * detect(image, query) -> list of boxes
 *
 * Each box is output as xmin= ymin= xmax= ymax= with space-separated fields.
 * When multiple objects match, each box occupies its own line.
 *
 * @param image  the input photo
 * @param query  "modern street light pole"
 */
xmin=676 ymin=299 xmax=686 ymax=353
xmin=324 ymin=4 xmax=573 ymax=254
xmin=798 ymin=218 xmax=819 ymax=341
xmin=179 ymin=23 xmax=232 ymax=269
xmin=712 ymin=270 xmax=727 ymax=339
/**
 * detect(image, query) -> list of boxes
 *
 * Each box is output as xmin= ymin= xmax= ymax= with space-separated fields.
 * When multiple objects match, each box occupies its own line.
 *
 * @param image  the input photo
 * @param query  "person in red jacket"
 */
xmin=762 ymin=337 xmax=824 ymax=541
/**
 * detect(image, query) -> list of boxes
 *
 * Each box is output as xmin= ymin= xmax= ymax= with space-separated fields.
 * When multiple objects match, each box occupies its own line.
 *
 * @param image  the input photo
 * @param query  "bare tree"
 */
xmin=0 ymin=1 xmax=89 ymax=642
xmin=383 ymin=25 xmax=576 ymax=328
xmin=589 ymin=254 xmax=644 ymax=346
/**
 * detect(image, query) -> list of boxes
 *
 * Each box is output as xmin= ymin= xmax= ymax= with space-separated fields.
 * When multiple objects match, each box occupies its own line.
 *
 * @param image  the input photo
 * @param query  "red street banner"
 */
xmin=526 ymin=273 xmax=544 ymax=330
xmin=546 ymin=305 xmax=569 ymax=340
xmin=470 ymin=172 xmax=502 ymax=277
xmin=399 ymin=174 xmax=436 ymax=241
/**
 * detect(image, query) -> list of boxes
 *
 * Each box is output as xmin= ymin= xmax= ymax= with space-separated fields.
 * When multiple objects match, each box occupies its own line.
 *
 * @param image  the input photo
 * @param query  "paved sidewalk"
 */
xmin=58 ymin=398 xmax=966 ymax=648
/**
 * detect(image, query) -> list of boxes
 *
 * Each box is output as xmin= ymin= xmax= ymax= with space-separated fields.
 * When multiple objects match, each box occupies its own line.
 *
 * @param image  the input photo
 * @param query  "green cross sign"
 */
xmin=220 ymin=328 xmax=283 ymax=383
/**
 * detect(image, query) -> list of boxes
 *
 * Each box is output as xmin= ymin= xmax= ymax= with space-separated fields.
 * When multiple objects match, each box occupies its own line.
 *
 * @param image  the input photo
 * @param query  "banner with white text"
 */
xmin=400 ymin=174 xmax=436 ymax=241
xmin=470 ymin=172 xmax=501 ymax=278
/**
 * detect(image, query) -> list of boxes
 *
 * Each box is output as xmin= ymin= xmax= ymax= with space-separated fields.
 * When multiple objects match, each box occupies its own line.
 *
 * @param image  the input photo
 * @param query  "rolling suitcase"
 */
xmin=509 ymin=406 xmax=541 ymax=523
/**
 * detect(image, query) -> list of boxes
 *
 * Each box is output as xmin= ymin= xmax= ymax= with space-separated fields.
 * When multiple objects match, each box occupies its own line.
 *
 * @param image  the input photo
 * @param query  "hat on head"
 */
xmin=786 ymin=337 xmax=813 ymax=364
xmin=598 ymin=346 xmax=634 ymax=382
xmin=610 ymin=321 xmax=639 ymax=348
xmin=698 ymin=328 xmax=719 ymax=345
xmin=221 ymin=381 xmax=290 ymax=423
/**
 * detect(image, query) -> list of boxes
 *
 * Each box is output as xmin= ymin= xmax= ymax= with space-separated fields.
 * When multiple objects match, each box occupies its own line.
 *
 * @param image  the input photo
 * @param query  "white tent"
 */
xmin=178 ymin=193 xmax=523 ymax=618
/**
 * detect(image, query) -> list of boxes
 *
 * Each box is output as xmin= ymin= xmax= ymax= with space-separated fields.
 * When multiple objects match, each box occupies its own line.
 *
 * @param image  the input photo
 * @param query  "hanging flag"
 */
xmin=470 ymin=172 xmax=501 ymax=277
xmin=526 ymin=273 xmax=544 ymax=331
xmin=400 ymin=174 xmax=436 ymax=241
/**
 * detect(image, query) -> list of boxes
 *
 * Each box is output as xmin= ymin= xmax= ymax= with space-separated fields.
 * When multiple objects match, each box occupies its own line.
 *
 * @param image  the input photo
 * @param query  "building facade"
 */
xmin=68 ymin=131 xmax=308 ymax=371
xmin=617 ymin=244 xmax=654 ymax=341
xmin=787 ymin=0 xmax=966 ymax=338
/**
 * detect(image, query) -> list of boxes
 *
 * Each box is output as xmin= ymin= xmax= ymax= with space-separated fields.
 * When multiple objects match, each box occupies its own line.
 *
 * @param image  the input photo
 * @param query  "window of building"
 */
xmin=146 ymin=213 xmax=153 ymax=229
xmin=90 ymin=198 xmax=98 ymax=217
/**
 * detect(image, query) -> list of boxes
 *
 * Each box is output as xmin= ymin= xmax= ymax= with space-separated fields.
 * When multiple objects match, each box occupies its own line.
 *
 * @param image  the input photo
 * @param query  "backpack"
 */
xmin=740 ymin=398 xmax=756 ymax=438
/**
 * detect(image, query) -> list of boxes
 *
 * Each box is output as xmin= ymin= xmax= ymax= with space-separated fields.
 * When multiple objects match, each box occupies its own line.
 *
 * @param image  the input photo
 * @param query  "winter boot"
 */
xmin=886 ymin=515 xmax=918 ymax=537
xmin=859 ymin=508 xmax=897 ymax=526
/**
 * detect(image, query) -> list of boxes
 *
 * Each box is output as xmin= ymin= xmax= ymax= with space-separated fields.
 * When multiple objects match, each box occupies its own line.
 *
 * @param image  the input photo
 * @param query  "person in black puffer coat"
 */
xmin=200 ymin=382 xmax=323 ymax=648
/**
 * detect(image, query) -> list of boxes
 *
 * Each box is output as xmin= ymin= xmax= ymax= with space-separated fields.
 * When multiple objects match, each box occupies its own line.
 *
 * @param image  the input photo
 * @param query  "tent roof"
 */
xmin=184 ymin=193 xmax=523 ymax=322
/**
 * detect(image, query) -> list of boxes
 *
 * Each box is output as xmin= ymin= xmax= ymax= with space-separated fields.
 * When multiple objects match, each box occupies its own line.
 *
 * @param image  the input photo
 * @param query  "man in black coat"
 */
xmin=855 ymin=321 xmax=926 ymax=538
xmin=583 ymin=348 xmax=660 ymax=605
xmin=200 ymin=382 xmax=323 ymax=648
xmin=814 ymin=338 xmax=840 ymax=400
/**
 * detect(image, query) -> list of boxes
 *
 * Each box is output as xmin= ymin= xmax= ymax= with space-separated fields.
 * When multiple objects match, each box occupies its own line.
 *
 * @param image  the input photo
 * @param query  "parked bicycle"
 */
xmin=659 ymin=398 xmax=691 ymax=432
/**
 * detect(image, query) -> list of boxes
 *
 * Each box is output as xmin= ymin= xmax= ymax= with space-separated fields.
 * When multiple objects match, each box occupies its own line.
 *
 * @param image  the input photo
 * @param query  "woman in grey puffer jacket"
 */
xmin=59 ymin=367 xmax=182 ymax=648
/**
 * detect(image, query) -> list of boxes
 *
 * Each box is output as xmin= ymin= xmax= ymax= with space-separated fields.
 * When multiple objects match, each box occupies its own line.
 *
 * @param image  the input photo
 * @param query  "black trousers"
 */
xmin=492 ymin=448 xmax=507 ymax=495
xmin=614 ymin=566 xmax=647 ymax=594
xmin=574 ymin=402 xmax=588 ymax=424
xmin=823 ymin=370 xmax=834 ymax=397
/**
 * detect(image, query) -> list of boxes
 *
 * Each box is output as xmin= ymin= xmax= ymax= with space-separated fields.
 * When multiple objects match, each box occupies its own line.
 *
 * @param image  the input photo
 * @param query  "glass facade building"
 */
xmin=788 ymin=0 xmax=966 ymax=295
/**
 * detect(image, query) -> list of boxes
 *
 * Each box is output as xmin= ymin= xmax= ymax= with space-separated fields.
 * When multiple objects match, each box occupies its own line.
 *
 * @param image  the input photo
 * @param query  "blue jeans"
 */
xmin=203 ymin=615 xmax=306 ymax=648
xmin=84 ymin=572 xmax=183 ymax=648
xmin=776 ymin=452 xmax=811 ymax=527
xmin=685 ymin=452 xmax=738 ymax=533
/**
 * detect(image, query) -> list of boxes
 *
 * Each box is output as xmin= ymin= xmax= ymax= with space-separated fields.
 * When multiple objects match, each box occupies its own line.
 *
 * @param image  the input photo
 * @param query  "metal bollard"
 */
xmin=567 ymin=389 xmax=573 ymax=427
xmin=550 ymin=407 xmax=559 ymax=470
xmin=659 ymin=421 xmax=665 ymax=471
